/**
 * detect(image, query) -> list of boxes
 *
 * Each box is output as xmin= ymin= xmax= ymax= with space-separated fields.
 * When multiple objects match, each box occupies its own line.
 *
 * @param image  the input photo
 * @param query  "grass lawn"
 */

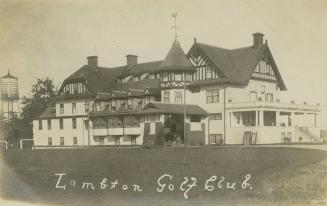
xmin=0 ymin=147 xmax=327 ymax=206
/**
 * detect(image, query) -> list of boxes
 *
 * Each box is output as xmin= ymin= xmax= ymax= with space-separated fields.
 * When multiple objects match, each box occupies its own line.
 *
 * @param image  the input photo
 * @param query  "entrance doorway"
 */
xmin=163 ymin=114 xmax=184 ymax=144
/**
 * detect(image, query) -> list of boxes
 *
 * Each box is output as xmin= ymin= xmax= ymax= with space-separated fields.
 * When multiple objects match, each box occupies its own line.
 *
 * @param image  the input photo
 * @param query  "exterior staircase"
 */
xmin=297 ymin=127 xmax=321 ymax=143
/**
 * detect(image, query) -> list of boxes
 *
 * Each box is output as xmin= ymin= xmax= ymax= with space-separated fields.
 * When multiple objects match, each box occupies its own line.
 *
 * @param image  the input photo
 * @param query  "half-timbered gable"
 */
xmin=187 ymin=43 xmax=221 ymax=81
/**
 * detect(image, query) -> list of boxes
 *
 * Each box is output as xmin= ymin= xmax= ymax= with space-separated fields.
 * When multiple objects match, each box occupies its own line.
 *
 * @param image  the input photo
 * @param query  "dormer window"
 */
xmin=111 ymin=100 xmax=116 ymax=110
xmin=96 ymin=103 xmax=101 ymax=112
xmin=144 ymin=96 xmax=151 ymax=105
xmin=186 ymin=73 xmax=193 ymax=81
xmin=138 ymin=101 xmax=142 ymax=107
xmin=127 ymin=98 xmax=133 ymax=109
xmin=73 ymin=84 xmax=78 ymax=94
xmin=175 ymin=73 xmax=182 ymax=81
xmin=121 ymin=102 xmax=126 ymax=109
xmin=162 ymin=72 xmax=169 ymax=82
xmin=62 ymin=82 xmax=86 ymax=95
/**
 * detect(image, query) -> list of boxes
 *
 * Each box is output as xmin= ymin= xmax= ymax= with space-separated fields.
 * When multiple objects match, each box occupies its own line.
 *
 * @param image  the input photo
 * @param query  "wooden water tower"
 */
xmin=0 ymin=71 xmax=20 ymax=122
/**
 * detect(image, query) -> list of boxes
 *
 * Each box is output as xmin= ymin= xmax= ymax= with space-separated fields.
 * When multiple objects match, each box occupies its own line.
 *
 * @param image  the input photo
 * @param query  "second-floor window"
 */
xmin=59 ymin=119 xmax=64 ymax=130
xmin=109 ymin=119 xmax=116 ymax=128
xmin=265 ymin=93 xmax=273 ymax=102
xmin=174 ymin=91 xmax=183 ymax=104
xmin=47 ymin=119 xmax=51 ymax=130
xmin=93 ymin=119 xmax=107 ymax=129
xmin=261 ymin=85 xmax=265 ymax=94
xmin=60 ymin=104 xmax=64 ymax=114
xmin=39 ymin=120 xmax=42 ymax=130
xmin=163 ymin=91 xmax=169 ymax=103
xmin=206 ymin=67 xmax=213 ymax=79
xmin=133 ymin=119 xmax=140 ymax=127
xmin=250 ymin=91 xmax=257 ymax=102
xmin=72 ymin=118 xmax=77 ymax=129
xmin=206 ymin=89 xmax=219 ymax=103
xmin=125 ymin=118 xmax=132 ymax=127
xmin=116 ymin=119 xmax=123 ymax=127
xmin=72 ymin=103 xmax=76 ymax=114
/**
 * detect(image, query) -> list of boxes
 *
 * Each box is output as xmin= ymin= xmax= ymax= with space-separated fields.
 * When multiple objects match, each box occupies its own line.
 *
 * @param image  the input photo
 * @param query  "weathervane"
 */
xmin=171 ymin=12 xmax=179 ymax=42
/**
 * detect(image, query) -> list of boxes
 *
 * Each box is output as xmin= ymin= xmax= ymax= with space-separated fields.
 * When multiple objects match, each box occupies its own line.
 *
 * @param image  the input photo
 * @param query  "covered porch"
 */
xmin=226 ymin=101 xmax=320 ymax=144
xmin=230 ymin=110 xmax=318 ymax=128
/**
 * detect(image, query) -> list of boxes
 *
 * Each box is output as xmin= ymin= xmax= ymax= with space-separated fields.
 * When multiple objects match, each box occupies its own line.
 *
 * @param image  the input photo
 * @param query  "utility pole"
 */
xmin=183 ymin=72 xmax=186 ymax=145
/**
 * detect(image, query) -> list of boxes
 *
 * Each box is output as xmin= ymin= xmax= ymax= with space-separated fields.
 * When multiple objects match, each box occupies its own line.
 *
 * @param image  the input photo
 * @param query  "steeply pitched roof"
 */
xmin=61 ymin=65 xmax=124 ymax=93
xmin=112 ymin=78 xmax=160 ymax=90
xmin=120 ymin=41 xmax=195 ymax=77
xmin=156 ymin=41 xmax=195 ymax=73
xmin=119 ymin=60 xmax=163 ymax=77
xmin=142 ymin=102 xmax=208 ymax=116
xmin=188 ymin=42 xmax=286 ymax=90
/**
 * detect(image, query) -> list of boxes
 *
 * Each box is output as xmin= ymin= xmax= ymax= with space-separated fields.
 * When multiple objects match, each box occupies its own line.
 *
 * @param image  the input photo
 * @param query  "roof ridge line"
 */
xmin=196 ymin=42 xmax=230 ymax=50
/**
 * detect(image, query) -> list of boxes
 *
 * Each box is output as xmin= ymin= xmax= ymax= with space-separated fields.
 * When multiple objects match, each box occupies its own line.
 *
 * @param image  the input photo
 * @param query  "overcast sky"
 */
xmin=0 ymin=0 xmax=327 ymax=127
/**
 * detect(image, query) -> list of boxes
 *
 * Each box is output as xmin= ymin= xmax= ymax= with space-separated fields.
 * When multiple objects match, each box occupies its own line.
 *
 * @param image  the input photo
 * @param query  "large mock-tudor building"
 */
xmin=33 ymin=33 xmax=321 ymax=148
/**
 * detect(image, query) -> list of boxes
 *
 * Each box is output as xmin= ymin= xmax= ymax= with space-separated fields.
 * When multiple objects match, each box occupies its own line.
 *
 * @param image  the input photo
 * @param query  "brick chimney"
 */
xmin=126 ymin=54 xmax=138 ymax=68
xmin=87 ymin=56 xmax=98 ymax=67
xmin=252 ymin=33 xmax=264 ymax=48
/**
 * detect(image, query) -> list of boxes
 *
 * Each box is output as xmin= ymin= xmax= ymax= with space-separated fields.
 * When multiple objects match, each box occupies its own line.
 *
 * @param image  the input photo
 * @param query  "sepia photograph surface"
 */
xmin=0 ymin=0 xmax=327 ymax=206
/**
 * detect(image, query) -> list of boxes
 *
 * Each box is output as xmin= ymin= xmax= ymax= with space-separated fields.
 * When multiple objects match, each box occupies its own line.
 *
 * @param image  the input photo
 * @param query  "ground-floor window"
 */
xmin=100 ymin=137 xmax=105 ymax=145
xmin=115 ymin=137 xmax=120 ymax=145
xmin=209 ymin=134 xmax=223 ymax=145
xmin=48 ymin=137 xmax=52 ymax=146
xmin=131 ymin=136 xmax=136 ymax=145
xmin=60 ymin=137 xmax=64 ymax=146
xmin=73 ymin=137 xmax=77 ymax=146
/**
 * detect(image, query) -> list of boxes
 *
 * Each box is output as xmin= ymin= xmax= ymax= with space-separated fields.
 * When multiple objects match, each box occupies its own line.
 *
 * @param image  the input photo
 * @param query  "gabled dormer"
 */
xmin=57 ymin=56 xmax=124 ymax=100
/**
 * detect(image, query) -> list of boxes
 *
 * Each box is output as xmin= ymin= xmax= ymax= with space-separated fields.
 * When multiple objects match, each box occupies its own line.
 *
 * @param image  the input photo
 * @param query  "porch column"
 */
xmin=289 ymin=112 xmax=295 ymax=127
xmin=304 ymin=113 xmax=309 ymax=127
xmin=275 ymin=111 xmax=280 ymax=127
xmin=255 ymin=110 xmax=259 ymax=126
xmin=314 ymin=113 xmax=317 ymax=128
xmin=259 ymin=110 xmax=264 ymax=126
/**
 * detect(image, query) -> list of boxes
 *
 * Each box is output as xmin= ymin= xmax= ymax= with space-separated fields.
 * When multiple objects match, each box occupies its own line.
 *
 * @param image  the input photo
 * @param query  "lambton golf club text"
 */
xmin=55 ymin=173 xmax=253 ymax=199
